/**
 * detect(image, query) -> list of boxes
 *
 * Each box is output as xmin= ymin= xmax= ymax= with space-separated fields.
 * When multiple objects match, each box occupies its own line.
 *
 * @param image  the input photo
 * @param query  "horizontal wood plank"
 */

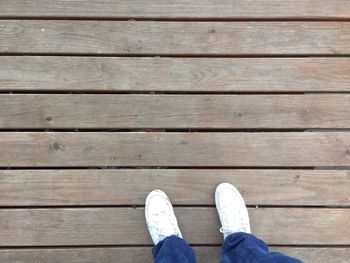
xmin=0 ymin=132 xmax=350 ymax=167
xmin=0 ymin=246 xmax=349 ymax=263
xmin=0 ymin=208 xmax=348 ymax=246
xmin=1 ymin=1 xmax=350 ymax=19
xmin=1 ymin=169 xmax=349 ymax=206
xmin=272 ymin=247 xmax=350 ymax=263
xmin=1 ymin=94 xmax=350 ymax=129
xmin=2 ymin=57 xmax=350 ymax=92
xmin=1 ymin=21 xmax=349 ymax=55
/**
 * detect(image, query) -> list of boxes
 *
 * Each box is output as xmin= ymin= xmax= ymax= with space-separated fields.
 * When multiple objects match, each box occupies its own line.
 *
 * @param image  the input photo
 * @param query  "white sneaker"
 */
xmin=215 ymin=183 xmax=251 ymax=239
xmin=145 ymin=190 xmax=183 ymax=245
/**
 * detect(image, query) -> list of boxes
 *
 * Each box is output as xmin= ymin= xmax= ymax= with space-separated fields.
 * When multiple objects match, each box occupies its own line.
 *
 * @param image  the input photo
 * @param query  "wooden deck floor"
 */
xmin=0 ymin=1 xmax=350 ymax=262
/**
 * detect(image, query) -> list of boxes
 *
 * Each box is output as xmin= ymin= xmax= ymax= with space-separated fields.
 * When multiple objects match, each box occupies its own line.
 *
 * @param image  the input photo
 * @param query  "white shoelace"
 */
xmin=149 ymin=209 xmax=179 ymax=242
xmin=220 ymin=226 xmax=248 ymax=235
xmin=219 ymin=203 xmax=247 ymax=234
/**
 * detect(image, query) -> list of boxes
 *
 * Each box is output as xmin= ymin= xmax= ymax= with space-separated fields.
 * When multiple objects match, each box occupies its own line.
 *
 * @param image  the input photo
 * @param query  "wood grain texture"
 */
xmin=0 ymin=247 xmax=348 ymax=263
xmin=0 ymin=208 xmax=349 ymax=246
xmin=272 ymin=247 xmax=350 ymax=263
xmin=2 ymin=94 xmax=350 ymax=129
xmin=1 ymin=132 xmax=350 ymax=167
xmin=1 ymin=169 xmax=349 ymax=206
xmin=1 ymin=1 xmax=349 ymax=258
xmin=2 ymin=57 xmax=350 ymax=92
xmin=1 ymin=21 xmax=349 ymax=55
xmin=1 ymin=0 xmax=350 ymax=19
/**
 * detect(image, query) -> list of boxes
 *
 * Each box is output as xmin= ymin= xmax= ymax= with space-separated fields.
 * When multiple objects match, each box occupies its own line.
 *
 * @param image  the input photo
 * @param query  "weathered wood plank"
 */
xmin=1 ymin=0 xmax=350 ymax=19
xmin=273 ymin=247 xmax=350 ymax=263
xmin=0 ymin=208 xmax=349 ymax=245
xmin=1 ymin=169 xmax=349 ymax=206
xmin=0 ymin=247 xmax=348 ymax=263
xmin=0 ymin=132 xmax=350 ymax=167
xmin=1 ymin=21 xmax=349 ymax=55
xmin=1 ymin=94 xmax=350 ymax=129
xmin=2 ymin=57 xmax=350 ymax=92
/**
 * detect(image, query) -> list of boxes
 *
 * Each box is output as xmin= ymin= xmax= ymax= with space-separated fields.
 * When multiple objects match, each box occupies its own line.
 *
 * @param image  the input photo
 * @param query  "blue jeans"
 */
xmin=152 ymin=233 xmax=303 ymax=263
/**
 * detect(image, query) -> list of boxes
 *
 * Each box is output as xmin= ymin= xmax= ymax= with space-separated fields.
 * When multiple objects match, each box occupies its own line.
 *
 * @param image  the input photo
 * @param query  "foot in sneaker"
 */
xmin=215 ymin=183 xmax=251 ymax=239
xmin=145 ymin=190 xmax=183 ymax=245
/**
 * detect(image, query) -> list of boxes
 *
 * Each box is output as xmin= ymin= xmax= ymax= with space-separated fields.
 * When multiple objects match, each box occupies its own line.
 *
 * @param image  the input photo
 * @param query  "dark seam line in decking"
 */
xmin=0 ymin=205 xmax=349 ymax=209
xmin=0 ymin=91 xmax=311 ymax=94
xmin=2 ymin=128 xmax=350 ymax=132
xmin=5 ymin=91 xmax=350 ymax=95
xmin=0 ymin=166 xmax=343 ymax=170
xmin=0 ymin=17 xmax=350 ymax=22
xmin=189 ymin=244 xmax=350 ymax=248
xmin=0 ymin=128 xmax=312 ymax=132
xmin=1 ymin=53 xmax=350 ymax=58
xmin=0 ymin=167 xmax=349 ymax=171
xmin=0 ymin=244 xmax=348 ymax=249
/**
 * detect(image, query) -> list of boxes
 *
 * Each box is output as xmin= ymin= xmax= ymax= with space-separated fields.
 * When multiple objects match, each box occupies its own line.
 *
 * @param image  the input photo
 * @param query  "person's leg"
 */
xmin=215 ymin=183 xmax=303 ymax=263
xmin=152 ymin=235 xmax=196 ymax=263
xmin=145 ymin=190 xmax=196 ymax=263
xmin=220 ymin=232 xmax=302 ymax=263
